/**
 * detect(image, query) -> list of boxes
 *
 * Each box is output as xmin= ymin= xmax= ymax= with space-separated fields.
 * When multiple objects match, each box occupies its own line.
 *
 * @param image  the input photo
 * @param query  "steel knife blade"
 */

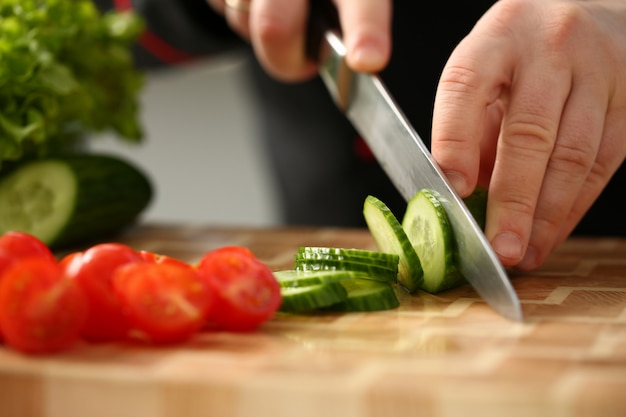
xmin=307 ymin=10 xmax=522 ymax=321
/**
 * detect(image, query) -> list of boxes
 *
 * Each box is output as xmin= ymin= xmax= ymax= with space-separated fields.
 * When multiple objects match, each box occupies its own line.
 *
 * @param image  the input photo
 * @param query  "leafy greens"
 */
xmin=0 ymin=0 xmax=145 ymax=167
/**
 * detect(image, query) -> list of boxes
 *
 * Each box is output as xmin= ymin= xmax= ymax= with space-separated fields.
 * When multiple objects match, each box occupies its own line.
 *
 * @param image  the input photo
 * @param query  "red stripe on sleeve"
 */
xmin=113 ymin=0 xmax=198 ymax=65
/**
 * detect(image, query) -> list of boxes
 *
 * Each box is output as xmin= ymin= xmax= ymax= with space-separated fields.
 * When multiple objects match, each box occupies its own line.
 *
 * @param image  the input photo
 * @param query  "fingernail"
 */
xmin=492 ymin=232 xmax=523 ymax=262
xmin=348 ymin=40 xmax=387 ymax=71
xmin=446 ymin=172 xmax=468 ymax=196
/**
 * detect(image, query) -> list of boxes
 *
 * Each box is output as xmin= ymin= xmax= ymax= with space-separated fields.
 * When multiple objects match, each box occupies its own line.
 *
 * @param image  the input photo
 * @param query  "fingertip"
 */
xmin=445 ymin=172 xmax=470 ymax=197
xmin=345 ymin=34 xmax=390 ymax=73
xmin=491 ymin=232 xmax=524 ymax=266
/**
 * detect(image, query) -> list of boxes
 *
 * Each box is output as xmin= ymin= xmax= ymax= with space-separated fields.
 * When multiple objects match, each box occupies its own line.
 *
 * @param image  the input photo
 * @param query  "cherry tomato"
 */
xmin=196 ymin=246 xmax=281 ymax=332
xmin=112 ymin=262 xmax=214 ymax=344
xmin=0 ymin=231 xmax=55 ymax=262
xmin=0 ymin=231 xmax=56 ymax=283
xmin=138 ymin=250 xmax=190 ymax=268
xmin=0 ymin=248 xmax=12 ymax=279
xmin=0 ymin=249 xmax=7 ymax=341
xmin=62 ymin=243 xmax=142 ymax=342
xmin=0 ymin=257 xmax=87 ymax=354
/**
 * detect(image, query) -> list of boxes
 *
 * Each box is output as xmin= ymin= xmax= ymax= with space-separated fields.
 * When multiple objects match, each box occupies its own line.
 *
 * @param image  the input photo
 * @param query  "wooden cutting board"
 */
xmin=1 ymin=223 xmax=625 ymax=417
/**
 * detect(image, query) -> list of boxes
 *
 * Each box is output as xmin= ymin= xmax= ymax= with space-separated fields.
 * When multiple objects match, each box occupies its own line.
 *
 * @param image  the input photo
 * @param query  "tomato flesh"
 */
xmin=62 ymin=243 xmax=142 ymax=342
xmin=113 ymin=262 xmax=214 ymax=344
xmin=0 ymin=257 xmax=87 ymax=354
xmin=197 ymin=246 xmax=281 ymax=331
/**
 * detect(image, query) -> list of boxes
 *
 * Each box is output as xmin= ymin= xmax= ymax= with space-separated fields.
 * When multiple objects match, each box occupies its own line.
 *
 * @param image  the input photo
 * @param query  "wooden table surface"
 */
xmin=1 ymin=223 xmax=626 ymax=417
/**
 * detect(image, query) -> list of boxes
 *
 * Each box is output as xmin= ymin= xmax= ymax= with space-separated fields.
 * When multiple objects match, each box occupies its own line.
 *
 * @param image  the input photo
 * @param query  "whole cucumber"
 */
xmin=0 ymin=153 xmax=153 ymax=249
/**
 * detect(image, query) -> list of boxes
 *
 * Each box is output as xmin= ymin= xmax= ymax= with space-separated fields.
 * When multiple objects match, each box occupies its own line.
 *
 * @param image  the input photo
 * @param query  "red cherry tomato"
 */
xmin=196 ymin=246 xmax=281 ymax=332
xmin=0 ymin=248 xmax=12 ymax=279
xmin=0 ymin=257 xmax=88 ymax=354
xmin=62 ymin=243 xmax=142 ymax=342
xmin=0 ymin=231 xmax=55 ymax=262
xmin=113 ymin=262 xmax=214 ymax=344
xmin=0 ymin=249 xmax=7 ymax=341
xmin=138 ymin=250 xmax=190 ymax=268
xmin=0 ymin=232 xmax=56 ymax=283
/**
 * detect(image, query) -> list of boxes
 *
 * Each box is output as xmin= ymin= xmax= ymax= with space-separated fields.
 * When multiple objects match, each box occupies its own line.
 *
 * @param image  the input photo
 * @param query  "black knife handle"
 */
xmin=305 ymin=0 xmax=341 ymax=63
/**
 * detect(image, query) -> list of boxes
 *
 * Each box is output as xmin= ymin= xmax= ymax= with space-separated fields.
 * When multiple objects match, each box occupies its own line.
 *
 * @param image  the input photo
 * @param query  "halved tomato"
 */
xmin=196 ymin=246 xmax=281 ymax=331
xmin=0 ymin=257 xmax=87 ymax=354
xmin=113 ymin=262 xmax=214 ymax=344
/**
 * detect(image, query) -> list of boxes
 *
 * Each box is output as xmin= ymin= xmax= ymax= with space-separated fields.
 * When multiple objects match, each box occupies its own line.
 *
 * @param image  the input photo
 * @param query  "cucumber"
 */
xmin=297 ymin=247 xmax=400 ymax=270
xmin=294 ymin=258 xmax=398 ymax=284
xmin=274 ymin=269 xmax=400 ymax=313
xmin=362 ymin=195 xmax=423 ymax=293
xmin=322 ymin=278 xmax=399 ymax=312
xmin=402 ymin=189 xmax=465 ymax=293
xmin=274 ymin=269 xmax=364 ymax=287
xmin=279 ymin=281 xmax=348 ymax=313
xmin=463 ymin=186 xmax=488 ymax=230
xmin=0 ymin=153 xmax=152 ymax=249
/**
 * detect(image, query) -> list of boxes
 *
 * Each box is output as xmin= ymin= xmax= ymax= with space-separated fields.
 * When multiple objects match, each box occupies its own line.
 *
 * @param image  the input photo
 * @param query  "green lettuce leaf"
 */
xmin=0 ymin=0 xmax=145 ymax=168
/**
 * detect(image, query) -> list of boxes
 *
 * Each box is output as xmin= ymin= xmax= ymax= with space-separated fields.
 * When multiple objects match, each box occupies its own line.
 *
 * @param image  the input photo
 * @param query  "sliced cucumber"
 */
xmin=274 ymin=269 xmax=364 ymax=287
xmin=294 ymin=258 xmax=398 ymax=284
xmin=0 ymin=153 xmax=152 ymax=249
xmin=279 ymin=281 xmax=348 ymax=313
xmin=402 ymin=189 xmax=465 ymax=293
xmin=363 ymin=195 xmax=423 ymax=293
xmin=297 ymin=247 xmax=400 ymax=270
xmin=274 ymin=269 xmax=400 ymax=313
xmin=323 ymin=278 xmax=399 ymax=312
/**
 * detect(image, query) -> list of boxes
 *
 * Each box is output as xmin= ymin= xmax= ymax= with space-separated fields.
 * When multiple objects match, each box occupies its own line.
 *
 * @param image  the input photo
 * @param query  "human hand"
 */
xmin=431 ymin=0 xmax=626 ymax=270
xmin=206 ymin=0 xmax=392 ymax=81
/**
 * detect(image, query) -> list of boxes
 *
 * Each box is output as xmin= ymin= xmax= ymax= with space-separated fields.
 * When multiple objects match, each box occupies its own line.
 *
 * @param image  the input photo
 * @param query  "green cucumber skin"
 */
xmin=274 ymin=269 xmax=363 ymax=288
xmin=363 ymin=195 xmax=424 ymax=293
xmin=295 ymin=248 xmax=400 ymax=271
xmin=322 ymin=279 xmax=399 ymax=312
xmin=294 ymin=258 xmax=398 ymax=284
xmin=463 ymin=186 xmax=488 ymax=230
xmin=297 ymin=247 xmax=400 ymax=269
xmin=54 ymin=154 xmax=152 ymax=248
xmin=279 ymin=282 xmax=348 ymax=313
xmin=0 ymin=154 xmax=152 ymax=249
xmin=403 ymin=189 xmax=465 ymax=294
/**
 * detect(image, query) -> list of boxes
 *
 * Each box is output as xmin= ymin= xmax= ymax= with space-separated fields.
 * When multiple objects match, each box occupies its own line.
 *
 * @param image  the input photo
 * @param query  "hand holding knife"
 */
xmin=306 ymin=0 xmax=523 ymax=321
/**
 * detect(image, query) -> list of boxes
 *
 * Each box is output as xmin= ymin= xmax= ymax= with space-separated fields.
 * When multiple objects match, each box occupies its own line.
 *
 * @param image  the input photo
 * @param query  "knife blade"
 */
xmin=306 ymin=6 xmax=523 ymax=321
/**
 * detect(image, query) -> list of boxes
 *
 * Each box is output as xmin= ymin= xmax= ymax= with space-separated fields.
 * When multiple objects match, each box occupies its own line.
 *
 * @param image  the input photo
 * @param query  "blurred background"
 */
xmin=89 ymin=53 xmax=280 ymax=227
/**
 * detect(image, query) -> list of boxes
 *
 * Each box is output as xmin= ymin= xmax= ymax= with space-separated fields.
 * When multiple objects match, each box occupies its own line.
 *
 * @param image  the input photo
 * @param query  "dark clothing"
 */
xmin=96 ymin=0 xmax=624 ymax=235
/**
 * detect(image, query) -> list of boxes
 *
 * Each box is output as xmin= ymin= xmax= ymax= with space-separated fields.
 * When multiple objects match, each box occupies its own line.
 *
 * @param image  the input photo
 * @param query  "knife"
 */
xmin=306 ymin=2 xmax=523 ymax=321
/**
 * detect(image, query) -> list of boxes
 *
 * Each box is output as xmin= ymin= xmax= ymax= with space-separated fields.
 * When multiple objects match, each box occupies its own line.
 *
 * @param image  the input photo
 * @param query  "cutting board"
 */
xmin=1 ymin=224 xmax=625 ymax=417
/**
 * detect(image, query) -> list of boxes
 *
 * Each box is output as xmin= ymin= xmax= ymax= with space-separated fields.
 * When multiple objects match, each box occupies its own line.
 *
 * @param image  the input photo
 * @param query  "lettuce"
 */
xmin=0 ymin=0 xmax=145 ymax=167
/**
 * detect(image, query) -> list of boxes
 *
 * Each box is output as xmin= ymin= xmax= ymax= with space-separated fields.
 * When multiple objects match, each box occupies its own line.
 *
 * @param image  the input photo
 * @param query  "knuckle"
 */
xmin=549 ymin=139 xmax=596 ymax=177
xmin=439 ymin=65 xmax=482 ymax=97
xmin=503 ymin=113 xmax=556 ymax=156
xmin=498 ymin=192 xmax=536 ymax=219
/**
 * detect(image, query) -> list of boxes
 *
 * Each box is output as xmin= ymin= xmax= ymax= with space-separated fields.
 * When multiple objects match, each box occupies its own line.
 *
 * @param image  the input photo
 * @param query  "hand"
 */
xmin=431 ymin=0 xmax=626 ymax=270
xmin=206 ymin=0 xmax=392 ymax=81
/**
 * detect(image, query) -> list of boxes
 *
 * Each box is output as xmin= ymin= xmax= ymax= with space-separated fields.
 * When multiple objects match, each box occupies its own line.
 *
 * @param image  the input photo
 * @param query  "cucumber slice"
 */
xmin=363 ymin=195 xmax=423 ymax=293
xmin=274 ymin=270 xmax=400 ymax=313
xmin=274 ymin=269 xmax=364 ymax=287
xmin=297 ymin=247 xmax=400 ymax=270
xmin=279 ymin=281 xmax=348 ymax=313
xmin=323 ymin=278 xmax=399 ymax=312
xmin=294 ymin=258 xmax=398 ymax=284
xmin=0 ymin=153 xmax=152 ymax=249
xmin=402 ymin=189 xmax=465 ymax=293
